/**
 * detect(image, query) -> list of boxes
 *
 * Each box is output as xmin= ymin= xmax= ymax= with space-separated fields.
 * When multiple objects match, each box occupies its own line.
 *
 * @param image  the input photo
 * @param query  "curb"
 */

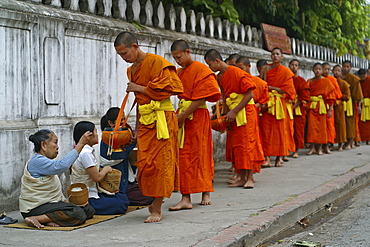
xmin=192 ymin=163 xmax=370 ymax=247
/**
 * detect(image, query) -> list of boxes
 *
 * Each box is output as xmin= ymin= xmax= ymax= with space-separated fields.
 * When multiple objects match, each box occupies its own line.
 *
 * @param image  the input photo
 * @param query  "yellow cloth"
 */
xmin=294 ymin=98 xmax=302 ymax=116
xmin=177 ymin=99 xmax=208 ymax=148
xmin=361 ymin=98 xmax=370 ymax=122
xmin=267 ymin=90 xmax=285 ymax=120
xmin=344 ymin=97 xmax=353 ymax=116
xmin=286 ymin=101 xmax=294 ymax=119
xmin=226 ymin=93 xmax=255 ymax=127
xmin=138 ymin=98 xmax=175 ymax=140
xmin=310 ymin=95 xmax=327 ymax=114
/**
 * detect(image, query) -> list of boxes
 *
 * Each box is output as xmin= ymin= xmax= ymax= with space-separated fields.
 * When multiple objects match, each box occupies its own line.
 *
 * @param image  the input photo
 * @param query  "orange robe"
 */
xmin=307 ymin=78 xmax=335 ymax=144
xmin=220 ymin=66 xmax=264 ymax=170
xmin=127 ymin=53 xmax=183 ymax=198
xmin=359 ymin=76 xmax=370 ymax=141
xmin=344 ymin=73 xmax=363 ymax=139
xmin=261 ymin=64 xmax=296 ymax=156
xmin=325 ymin=75 xmax=342 ymax=143
xmin=334 ymin=79 xmax=350 ymax=143
xmin=177 ymin=61 xmax=220 ymax=194
xmin=293 ymin=76 xmax=310 ymax=150
xmin=251 ymin=76 xmax=269 ymax=173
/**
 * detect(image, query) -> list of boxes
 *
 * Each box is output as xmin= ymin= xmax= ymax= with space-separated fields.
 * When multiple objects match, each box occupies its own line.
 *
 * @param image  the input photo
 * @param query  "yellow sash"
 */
xmin=310 ymin=95 xmax=327 ymax=114
xmin=361 ymin=98 xmax=370 ymax=122
xmin=344 ymin=97 xmax=353 ymax=117
xmin=138 ymin=98 xmax=174 ymax=140
xmin=286 ymin=101 xmax=294 ymax=119
xmin=267 ymin=90 xmax=285 ymax=120
xmin=177 ymin=99 xmax=208 ymax=148
xmin=226 ymin=93 xmax=255 ymax=127
xmin=294 ymin=98 xmax=302 ymax=116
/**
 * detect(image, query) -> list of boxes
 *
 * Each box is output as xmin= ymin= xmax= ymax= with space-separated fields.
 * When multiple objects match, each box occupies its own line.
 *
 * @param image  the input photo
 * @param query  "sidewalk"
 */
xmin=1 ymin=146 xmax=370 ymax=247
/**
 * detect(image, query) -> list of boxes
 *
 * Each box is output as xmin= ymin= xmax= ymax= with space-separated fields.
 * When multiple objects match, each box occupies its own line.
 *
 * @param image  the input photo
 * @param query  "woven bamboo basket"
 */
xmin=67 ymin=183 xmax=88 ymax=206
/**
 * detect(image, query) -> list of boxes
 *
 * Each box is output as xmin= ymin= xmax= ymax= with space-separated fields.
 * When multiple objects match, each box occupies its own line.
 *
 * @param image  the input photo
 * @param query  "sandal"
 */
xmin=0 ymin=213 xmax=18 ymax=225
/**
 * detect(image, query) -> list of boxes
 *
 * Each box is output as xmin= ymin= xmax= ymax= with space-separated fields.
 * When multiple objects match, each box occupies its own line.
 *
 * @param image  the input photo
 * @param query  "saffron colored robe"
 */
xmin=252 ymin=76 xmax=269 ymax=173
xmin=293 ymin=76 xmax=310 ymax=150
xmin=359 ymin=76 xmax=370 ymax=141
xmin=325 ymin=75 xmax=342 ymax=143
xmin=334 ymin=79 xmax=350 ymax=143
xmin=344 ymin=73 xmax=363 ymax=139
xmin=261 ymin=64 xmax=296 ymax=156
xmin=177 ymin=61 xmax=221 ymax=194
xmin=307 ymin=78 xmax=335 ymax=144
xmin=127 ymin=53 xmax=183 ymax=198
xmin=220 ymin=66 xmax=264 ymax=170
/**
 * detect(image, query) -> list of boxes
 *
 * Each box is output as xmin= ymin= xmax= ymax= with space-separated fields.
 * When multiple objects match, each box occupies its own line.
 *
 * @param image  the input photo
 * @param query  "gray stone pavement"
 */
xmin=1 ymin=145 xmax=370 ymax=247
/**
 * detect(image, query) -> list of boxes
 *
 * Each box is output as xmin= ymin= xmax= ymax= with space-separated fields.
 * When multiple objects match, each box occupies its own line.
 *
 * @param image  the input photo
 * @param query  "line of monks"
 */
xmin=113 ymin=31 xmax=370 ymax=223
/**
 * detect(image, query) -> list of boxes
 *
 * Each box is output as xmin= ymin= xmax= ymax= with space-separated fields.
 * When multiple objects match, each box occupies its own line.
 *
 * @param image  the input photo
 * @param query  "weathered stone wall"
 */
xmin=0 ymin=0 xmax=368 ymax=212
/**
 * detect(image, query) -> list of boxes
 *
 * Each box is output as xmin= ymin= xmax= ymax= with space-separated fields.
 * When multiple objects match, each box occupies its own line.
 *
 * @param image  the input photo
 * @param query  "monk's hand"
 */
xmin=131 ymin=131 xmax=138 ymax=142
xmin=226 ymin=110 xmax=237 ymax=122
xmin=177 ymin=113 xmax=186 ymax=127
xmin=79 ymin=131 xmax=93 ymax=145
xmin=126 ymin=82 xmax=143 ymax=92
xmin=358 ymin=106 xmax=362 ymax=115
xmin=328 ymin=109 xmax=333 ymax=118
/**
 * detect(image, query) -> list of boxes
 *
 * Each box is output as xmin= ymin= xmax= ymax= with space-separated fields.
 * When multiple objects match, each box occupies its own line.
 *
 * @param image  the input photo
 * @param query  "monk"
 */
xmin=306 ymin=63 xmax=336 ymax=155
xmin=342 ymin=60 xmax=363 ymax=149
xmin=332 ymin=65 xmax=351 ymax=151
xmin=168 ymin=40 xmax=220 ymax=211
xmin=322 ymin=63 xmax=342 ymax=154
xmin=114 ymin=31 xmax=183 ymax=223
xmin=358 ymin=69 xmax=370 ymax=144
xmin=226 ymin=53 xmax=240 ymax=66
xmin=205 ymin=49 xmax=262 ymax=188
xmin=235 ymin=56 xmax=268 ymax=174
xmin=257 ymin=59 xmax=268 ymax=80
xmin=260 ymin=47 xmax=296 ymax=167
xmin=289 ymin=59 xmax=310 ymax=158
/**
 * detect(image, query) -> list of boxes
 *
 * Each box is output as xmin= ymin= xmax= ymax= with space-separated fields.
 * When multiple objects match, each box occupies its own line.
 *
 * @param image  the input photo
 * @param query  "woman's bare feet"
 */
xmin=169 ymin=194 xmax=192 ymax=211
xmin=45 ymin=222 xmax=60 ymax=227
xmin=24 ymin=217 xmax=44 ymax=228
xmin=145 ymin=198 xmax=163 ymax=223
xmin=200 ymin=192 xmax=212 ymax=205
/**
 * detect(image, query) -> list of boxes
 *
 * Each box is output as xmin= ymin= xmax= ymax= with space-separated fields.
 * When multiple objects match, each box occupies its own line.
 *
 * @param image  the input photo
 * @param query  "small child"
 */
xmin=71 ymin=121 xmax=130 ymax=215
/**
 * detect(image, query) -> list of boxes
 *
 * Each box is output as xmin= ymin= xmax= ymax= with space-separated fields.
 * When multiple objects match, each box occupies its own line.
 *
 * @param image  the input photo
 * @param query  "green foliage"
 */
xmin=153 ymin=0 xmax=369 ymax=57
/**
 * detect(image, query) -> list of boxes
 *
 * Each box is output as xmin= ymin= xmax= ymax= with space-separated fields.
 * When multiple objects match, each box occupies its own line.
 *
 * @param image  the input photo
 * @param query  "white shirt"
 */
xmin=74 ymin=145 xmax=99 ymax=199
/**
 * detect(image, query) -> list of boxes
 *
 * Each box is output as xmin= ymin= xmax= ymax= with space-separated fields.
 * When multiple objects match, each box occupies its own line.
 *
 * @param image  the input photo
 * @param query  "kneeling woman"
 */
xmin=19 ymin=129 xmax=95 ymax=228
xmin=71 ymin=121 xmax=130 ymax=215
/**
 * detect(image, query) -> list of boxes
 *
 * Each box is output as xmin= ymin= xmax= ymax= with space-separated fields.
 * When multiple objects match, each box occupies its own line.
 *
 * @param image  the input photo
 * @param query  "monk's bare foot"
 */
xmin=253 ymin=179 xmax=257 ymax=183
xmin=317 ymin=150 xmax=324 ymax=155
xmin=261 ymin=162 xmax=273 ymax=168
xmin=45 ymin=222 xmax=60 ymax=227
xmin=275 ymin=158 xmax=283 ymax=167
xmin=338 ymin=147 xmax=343 ymax=151
xmin=200 ymin=192 xmax=212 ymax=205
xmin=244 ymin=180 xmax=254 ymax=189
xmin=292 ymin=152 xmax=299 ymax=158
xmin=25 ymin=217 xmax=44 ymax=228
xmin=306 ymin=149 xmax=315 ymax=155
xmin=344 ymin=145 xmax=351 ymax=150
xmin=228 ymin=180 xmax=247 ymax=187
xmin=144 ymin=212 xmax=162 ymax=223
xmin=282 ymin=156 xmax=289 ymax=162
xmin=169 ymin=195 xmax=192 ymax=211
xmin=324 ymin=149 xmax=332 ymax=154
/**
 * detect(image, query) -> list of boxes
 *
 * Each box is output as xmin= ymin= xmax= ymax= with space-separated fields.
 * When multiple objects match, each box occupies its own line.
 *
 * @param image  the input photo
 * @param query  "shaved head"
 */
xmin=114 ymin=31 xmax=138 ymax=47
xmin=257 ymin=59 xmax=267 ymax=68
xmin=228 ymin=53 xmax=240 ymax=61
xmin=271 ymin=47 xmax=283 ymax=54
xmin=236 ymin=56 xmax=250 ymax=66
xmin=171 ymin=40 xmax=189 ymax=52
xmin=204 ymin=49 xmax=222 ymax=61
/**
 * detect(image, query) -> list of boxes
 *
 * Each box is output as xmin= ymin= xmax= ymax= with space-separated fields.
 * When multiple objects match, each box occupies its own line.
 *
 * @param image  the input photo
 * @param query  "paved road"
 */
xmin=267 ymin=184 xmax=370 ymax=247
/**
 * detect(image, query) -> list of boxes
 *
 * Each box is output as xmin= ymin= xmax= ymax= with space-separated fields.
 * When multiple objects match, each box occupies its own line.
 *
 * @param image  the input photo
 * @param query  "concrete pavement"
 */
xmin=1 ymin=145 xmax=370 ymax=247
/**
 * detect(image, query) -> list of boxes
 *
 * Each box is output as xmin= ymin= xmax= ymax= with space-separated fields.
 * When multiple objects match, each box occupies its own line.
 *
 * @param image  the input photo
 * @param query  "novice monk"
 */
xmin=358 ymin=69 xmax=370 ymax=144
xmin=332 ymin=65 xmax=351 ymax=151
xmin=322 ymin=63 xmax=342 ymax=153
xmin=235 ymin=56 xmax=267 ymax=174
xmin=342 ymin=60 xmax=363 ymax=149
xmin=260 ymin=47 xmax=296 ymax=167
xmin=169 ymin=40 xmax=220 ymax=210
xmin=205 ymin=49 xmax=263 ymax=188
xmin=306 ymin=63 xmax=336 ymax=155
xmin=114 ymin=31 xmax=183 ymax=223
xmin=289 ymin=59 xmax=310 ymax=158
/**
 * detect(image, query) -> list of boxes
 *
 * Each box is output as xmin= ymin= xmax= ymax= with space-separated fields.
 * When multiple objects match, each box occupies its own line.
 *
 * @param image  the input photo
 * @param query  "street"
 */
xmin=266 ymin=184 xmax=370 ymax=247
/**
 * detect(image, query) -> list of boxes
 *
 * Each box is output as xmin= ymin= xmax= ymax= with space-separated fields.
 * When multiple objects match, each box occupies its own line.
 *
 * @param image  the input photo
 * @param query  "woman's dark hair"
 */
xmin=29 ymin=129 xmax=54 ymax=152
xmin=73 ymin=121 xmax=95 ymax=144
xmin=100 ymin=107 xmax=120 ymax=131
